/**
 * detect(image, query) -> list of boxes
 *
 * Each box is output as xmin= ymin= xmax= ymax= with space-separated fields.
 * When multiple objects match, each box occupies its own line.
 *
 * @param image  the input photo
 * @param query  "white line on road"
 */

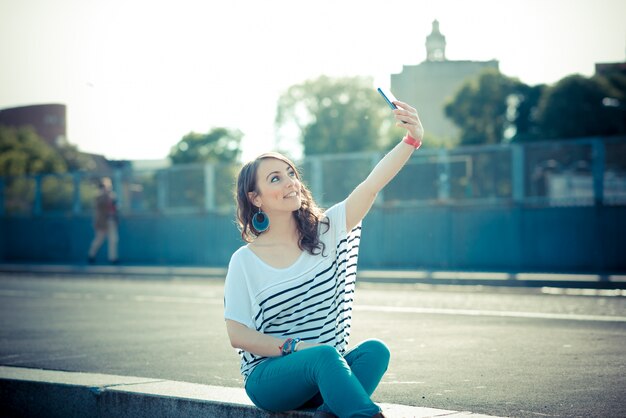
xmin=0 ymin=289 xmax=221 ymax=305
xmin=2 ymin=288 xmax=625 ymax=322
xmin=381 ymin=381 xmax=426 ymax=385
xmin=355 ymin=305 xmax=626 ymax=322
xmin=0 ymin=289 xmax=41 ymax=297
xmin=133 ymin=295 xmax=221 ymax=305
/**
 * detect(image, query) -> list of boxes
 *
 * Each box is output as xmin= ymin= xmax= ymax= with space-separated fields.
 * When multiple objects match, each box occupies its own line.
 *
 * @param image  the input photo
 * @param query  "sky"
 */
xmin=1 ymin=0 xmax=625 ymax=162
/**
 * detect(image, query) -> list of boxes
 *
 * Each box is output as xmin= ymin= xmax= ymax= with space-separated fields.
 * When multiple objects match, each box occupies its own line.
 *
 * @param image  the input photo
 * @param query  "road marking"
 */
xmin=0 ymin=354 xmax=23 ymax=361
xmin=381 ymin=381 xmax=425 ymax=385
xmin=0 ymin=289 xmax=41 ymax=297
xmin=2 ymin=288 xmax=624 ymax=322
xmin=133 ymin=295 xmax=221 ymax=305
xmin=4 ymin=353 xmax=88 ymax=365
xmin=541 ymin=287 xmax=626 ymax=297
xmin=516 ymin=273 xmax=600 ymax=282
xmin=355 ymin=305 xmax=626 ymax=322
xmin=0 ymin=289 xmax=221 ymax=305
xmin=358 ymin=270 xmax=626 ymax=283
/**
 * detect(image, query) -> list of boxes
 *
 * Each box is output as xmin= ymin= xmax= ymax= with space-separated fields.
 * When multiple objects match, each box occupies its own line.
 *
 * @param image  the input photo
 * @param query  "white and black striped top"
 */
xmin=223 ymin=200 xmax=361 ymax=382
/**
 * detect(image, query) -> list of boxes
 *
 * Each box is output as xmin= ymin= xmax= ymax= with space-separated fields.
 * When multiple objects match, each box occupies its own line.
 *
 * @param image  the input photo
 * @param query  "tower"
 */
xmin=391 ymin=20 xmax=498 ymax=141
xmin=426 ymin=20 xmax=446 ymax=62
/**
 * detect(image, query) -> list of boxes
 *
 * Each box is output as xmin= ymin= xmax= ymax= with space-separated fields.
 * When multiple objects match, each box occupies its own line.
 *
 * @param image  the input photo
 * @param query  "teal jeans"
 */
xmin=245 ymin=339 xmax=390 ymax=418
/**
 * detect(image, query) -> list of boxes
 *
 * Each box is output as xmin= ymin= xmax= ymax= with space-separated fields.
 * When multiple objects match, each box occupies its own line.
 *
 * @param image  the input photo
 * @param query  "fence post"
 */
xmin=437 ymin=149 xmax=450 ymax=202
xmin=113 ymin=169 xmax=123 ymax=210
xmin=72 ymin=172 xmax=82 ymax=215
xmin=204 ymin=163 xmax=216 ymax=212
xmin=592 ymin=139 xmax=605 ymax=206
xmin=511 ymin=144 xmax=525 ymax=204
xmin=156 ymin=170 xmax=167 ymax=213
xmin=0 ymin=177 xmax=4 ymax=217
xmin=33 ymin=175 xmax=42 ymax=216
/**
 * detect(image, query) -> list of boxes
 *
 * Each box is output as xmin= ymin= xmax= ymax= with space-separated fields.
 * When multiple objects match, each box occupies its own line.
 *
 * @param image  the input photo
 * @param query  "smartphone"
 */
xmin=377 ymin=87 xmax=398 ymax=109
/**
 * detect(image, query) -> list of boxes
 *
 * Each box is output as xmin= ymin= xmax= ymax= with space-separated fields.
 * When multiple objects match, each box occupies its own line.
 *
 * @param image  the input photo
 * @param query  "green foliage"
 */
xmin=509 ymin=84 xmax=546 ymax=142
xmin=446 ymin=68 xmax=626 ymax=145
xmin=0 ymin=125 xmax=67 ymax=176
xmin=445 ymin=69 xmax=523 ymax=145
xmin=0 ymin=126 xmax=72 ymax=214
xmin=214 ymin=163 xmax=240 ymax=209
xmin=536 ymin=74 xmax=626 ymax=139
xmin=600 ymin=71 xmax=626 ymax=99
xmin=167 ymin=127 xmax=242 ymax=211
xmin=57 ymin=143 xmax=99 ymax=172
xmin=169 ymin=127 xmax=243 ymax=165
xmin=276 ymin=76 xmax=394 ymax=156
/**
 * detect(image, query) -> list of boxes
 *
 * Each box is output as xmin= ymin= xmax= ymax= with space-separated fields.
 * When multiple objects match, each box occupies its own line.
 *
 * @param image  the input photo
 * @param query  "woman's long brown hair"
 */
xmin=235 ymin=152 xmax=329 ymax=255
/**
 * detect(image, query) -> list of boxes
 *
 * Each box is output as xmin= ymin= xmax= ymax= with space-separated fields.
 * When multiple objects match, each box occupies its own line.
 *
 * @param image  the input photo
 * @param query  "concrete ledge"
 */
xmin=0 ymin=366 xmax=502 ymax=418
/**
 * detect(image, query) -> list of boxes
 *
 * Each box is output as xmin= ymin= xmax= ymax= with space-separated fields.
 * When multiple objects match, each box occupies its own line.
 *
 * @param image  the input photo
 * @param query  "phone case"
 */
xmin=377 ymin=87 xmax=398 ymax=109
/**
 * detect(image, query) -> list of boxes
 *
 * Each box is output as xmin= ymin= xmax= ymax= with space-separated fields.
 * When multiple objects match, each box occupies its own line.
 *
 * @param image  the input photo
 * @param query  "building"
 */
xmin=0 ymin=103 xmax=128 ymax=176
xmin=0 ymin=103 xmax=67 ymax=146
xmin=595 ymin=61 xmax=626 ymax=76
xmin=391 ymin=20 xmax=499 ymax=141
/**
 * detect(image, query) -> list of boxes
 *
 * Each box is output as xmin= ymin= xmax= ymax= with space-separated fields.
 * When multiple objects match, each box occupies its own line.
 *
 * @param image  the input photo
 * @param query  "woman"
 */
xmin=87 ymin=177 xmax=119 ymax=264
xmin=224 ymin=99 xmax=424 ymax=418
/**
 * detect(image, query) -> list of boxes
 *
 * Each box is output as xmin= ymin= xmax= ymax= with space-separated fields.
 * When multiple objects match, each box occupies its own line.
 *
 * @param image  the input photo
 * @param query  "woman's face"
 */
xmin=251 ymin=158 xmax=302 ymax=214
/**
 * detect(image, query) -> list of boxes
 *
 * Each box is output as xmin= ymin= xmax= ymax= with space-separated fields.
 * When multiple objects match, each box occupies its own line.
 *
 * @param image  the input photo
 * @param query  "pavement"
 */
xmin=1 ymin=262 xmax=623 ymax=417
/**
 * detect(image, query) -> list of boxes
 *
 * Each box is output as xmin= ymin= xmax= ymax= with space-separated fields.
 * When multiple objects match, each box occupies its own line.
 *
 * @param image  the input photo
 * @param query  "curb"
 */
xmin=1 ymin=263 xmax=625 ymax=289
xmin=0 ymin=366 xmax=502 ymax=418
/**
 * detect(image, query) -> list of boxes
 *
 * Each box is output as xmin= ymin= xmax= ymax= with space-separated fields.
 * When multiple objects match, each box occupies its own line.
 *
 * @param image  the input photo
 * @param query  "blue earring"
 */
xmin=252 ymin=207 xmax=269 ymax=233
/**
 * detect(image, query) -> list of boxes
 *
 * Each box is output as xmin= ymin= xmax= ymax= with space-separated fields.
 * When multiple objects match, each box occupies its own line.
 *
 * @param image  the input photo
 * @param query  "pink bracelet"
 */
xmin=403 ymin=134 xmax=422 ymax=149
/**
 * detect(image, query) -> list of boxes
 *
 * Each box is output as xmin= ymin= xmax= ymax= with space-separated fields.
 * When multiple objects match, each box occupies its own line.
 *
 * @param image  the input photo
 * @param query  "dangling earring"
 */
xmin=252 ymin=206 xmax=269 ymax=233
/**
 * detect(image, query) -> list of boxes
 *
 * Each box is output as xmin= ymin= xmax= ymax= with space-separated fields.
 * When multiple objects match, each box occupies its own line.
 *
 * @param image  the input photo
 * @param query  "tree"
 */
xmin=445 ymin=69 xmax=524 ymax=145
xmin=536 ymin=74 xmax=626 ymax=139
xmin=0 ymin=125 xmax=70 ymax=214
xmin=0 ymin=125 xmax=67 ymax=176
xmin=168 ymin=127 xmax=243 ymax=165
xmin=167 ymin=128 xmax=243 ymax=210
xmin=598 ymin=71 xmax=626 ymax=136
xmin=57 ymin=142 xmax=99 ymax=172
xmin=600 ymin=71 xmax=626 ymax=101
xmin=275 ymin=76 xmax=395 ymax=156
xmin=509 ymin=84 xmax=546 ymax=142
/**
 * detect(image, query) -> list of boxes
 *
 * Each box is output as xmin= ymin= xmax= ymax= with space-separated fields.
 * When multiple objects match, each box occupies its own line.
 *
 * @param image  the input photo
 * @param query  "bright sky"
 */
xmin=1 ymin=0 xmax=625 ymax=162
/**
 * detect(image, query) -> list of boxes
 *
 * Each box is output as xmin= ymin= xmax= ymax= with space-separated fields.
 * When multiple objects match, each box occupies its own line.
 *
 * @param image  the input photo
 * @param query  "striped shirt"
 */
xmin=223 ymin=200 xmax=361 ymax=382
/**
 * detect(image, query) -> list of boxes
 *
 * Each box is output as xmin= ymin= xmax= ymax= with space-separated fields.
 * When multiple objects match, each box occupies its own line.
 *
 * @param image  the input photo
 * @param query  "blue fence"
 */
xmin=1 ymin=136 xmax=625 ymax=272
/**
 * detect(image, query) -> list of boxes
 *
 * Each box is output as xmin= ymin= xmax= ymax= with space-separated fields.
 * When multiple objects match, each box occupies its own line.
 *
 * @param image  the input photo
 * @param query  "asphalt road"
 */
xmin=0 ymin=274 xmax=625 ymax=418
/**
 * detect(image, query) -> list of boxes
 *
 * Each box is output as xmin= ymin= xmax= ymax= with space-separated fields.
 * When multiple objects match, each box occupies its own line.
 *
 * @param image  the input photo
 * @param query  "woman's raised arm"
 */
xmin=345 ymin=101 xmax=424 ymax=231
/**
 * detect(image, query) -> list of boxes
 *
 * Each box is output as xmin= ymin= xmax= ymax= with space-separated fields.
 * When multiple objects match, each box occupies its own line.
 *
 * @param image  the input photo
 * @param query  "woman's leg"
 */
xmin=107 ymin=220 xmax=118 ymax=261
xmin=315 ymin=339 xmax=390 ymax=416
xmin=88 ymin=229 xmax=106 ymax=258
xmin=245 ymin=345 xmax=381 ymax=418
xmin=343 ymin=339 xmax=390 ymax=395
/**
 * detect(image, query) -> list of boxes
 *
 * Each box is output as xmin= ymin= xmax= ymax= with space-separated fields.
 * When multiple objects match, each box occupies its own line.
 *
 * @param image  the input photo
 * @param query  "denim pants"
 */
xmin=245 ymin=339 xmax=390 ymax=418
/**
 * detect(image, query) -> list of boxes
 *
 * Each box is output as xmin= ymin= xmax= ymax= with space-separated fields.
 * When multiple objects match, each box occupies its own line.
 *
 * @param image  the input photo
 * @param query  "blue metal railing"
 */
xmin=1 ymin=136 xmax=625 ymax=218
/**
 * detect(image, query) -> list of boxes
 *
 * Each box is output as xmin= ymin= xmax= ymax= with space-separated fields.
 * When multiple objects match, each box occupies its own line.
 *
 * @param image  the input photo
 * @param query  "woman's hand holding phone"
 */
xmin=377 ymin=87 xmax=423 ymax=140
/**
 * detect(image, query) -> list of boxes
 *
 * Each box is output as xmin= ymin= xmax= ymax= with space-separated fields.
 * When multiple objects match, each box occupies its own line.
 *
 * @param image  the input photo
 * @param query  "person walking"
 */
xmin=223 ymin=98 xmax=423 ymax=418
xmin=87 ymin=177 xmax=119 ymax=264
